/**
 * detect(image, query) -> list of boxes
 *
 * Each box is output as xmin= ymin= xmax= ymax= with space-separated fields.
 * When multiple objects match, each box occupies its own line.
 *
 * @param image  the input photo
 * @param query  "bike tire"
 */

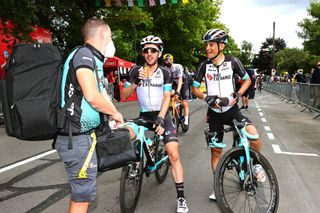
xmin=214 ymin=147 xmax=279 ymax=213
xmin=154 ymin=137 xmax=170 ymax=183
xmin=119 ymin=154 xmax=144 ymax=213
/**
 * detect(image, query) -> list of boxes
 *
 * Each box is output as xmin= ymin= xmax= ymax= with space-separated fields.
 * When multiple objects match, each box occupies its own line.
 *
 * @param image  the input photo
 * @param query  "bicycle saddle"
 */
xmin=232 ymin=119 xmax=246 ymax=129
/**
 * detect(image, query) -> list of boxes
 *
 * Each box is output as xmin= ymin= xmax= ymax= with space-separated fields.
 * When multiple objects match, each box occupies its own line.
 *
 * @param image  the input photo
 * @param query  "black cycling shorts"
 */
xmin=172 ymin=81 xmax=189 ymax=100
xmin=139 ymin=111 xmax=178 ymax=143
xmin=206 ymin=104 xmax=252 ymax=144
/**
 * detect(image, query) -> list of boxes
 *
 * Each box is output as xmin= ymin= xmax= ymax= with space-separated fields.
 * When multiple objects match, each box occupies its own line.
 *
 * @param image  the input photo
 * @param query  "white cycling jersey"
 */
xmin=126 ymin=65 xmax=172 ymax=112
xmin=169 ymin=63 xmax=184 ymax=84
xmin=193 ymin=56 xmax=249 ymax=113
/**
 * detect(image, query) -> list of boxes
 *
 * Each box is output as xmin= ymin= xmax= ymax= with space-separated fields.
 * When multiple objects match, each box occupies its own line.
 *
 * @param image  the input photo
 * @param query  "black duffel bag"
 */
xmin=95 ymin=124 xmax=137 ymax=172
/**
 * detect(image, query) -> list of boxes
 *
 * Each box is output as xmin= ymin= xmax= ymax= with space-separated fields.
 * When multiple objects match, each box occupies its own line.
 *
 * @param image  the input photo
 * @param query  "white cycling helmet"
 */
xmin=140 ymin=35 xmax=164 ymax=52
xmin=203 ymin=29 xmax=228 ymax=44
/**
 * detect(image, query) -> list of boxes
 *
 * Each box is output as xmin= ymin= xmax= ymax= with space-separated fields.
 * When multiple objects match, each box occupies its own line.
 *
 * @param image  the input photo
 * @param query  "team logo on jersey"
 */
xmin=207 ymin=73 xmax=213 ymax=81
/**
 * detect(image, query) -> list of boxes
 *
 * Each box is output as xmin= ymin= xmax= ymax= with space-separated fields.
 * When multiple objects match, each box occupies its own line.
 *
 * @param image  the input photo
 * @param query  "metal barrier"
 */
xmin=263 ymin=82 xmax=320 ymax=119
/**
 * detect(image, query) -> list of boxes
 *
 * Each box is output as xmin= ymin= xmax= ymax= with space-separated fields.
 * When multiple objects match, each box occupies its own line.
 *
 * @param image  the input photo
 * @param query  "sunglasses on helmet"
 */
xmin=142 ymin=47 xmax=160 ymax=54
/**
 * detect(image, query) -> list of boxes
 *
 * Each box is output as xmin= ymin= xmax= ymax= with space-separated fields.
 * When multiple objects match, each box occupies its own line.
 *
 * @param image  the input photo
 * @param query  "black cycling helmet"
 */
xmin=140 ymin=35 xmax=164 ymax=52
xmin=203 ymin=29 xmax=228 ymax=44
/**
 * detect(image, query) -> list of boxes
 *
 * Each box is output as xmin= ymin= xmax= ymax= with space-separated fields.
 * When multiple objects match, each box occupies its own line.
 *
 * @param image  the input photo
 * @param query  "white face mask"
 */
xmin=104 ymin=40 xmax=116 ymax=58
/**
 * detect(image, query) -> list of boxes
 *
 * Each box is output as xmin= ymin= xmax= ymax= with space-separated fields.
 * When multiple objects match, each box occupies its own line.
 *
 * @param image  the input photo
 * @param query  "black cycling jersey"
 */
xmin=193 ymin=56 xmax=249 ymax=113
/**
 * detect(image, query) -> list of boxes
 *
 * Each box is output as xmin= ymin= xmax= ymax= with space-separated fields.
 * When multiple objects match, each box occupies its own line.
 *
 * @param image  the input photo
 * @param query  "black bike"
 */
xmin=205 ymin=120 xmax=279 ymax=212
xmin=119 ymin=118 xmax=171 ymax=213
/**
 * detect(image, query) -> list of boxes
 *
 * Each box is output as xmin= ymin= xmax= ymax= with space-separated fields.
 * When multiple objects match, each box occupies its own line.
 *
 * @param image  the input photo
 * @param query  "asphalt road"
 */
xmin=0 ymin=91 xmax=319 ymax=213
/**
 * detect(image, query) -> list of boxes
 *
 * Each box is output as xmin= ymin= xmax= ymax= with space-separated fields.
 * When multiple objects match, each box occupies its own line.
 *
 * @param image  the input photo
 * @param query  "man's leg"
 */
xmin=182 ymin=100 xmax=189 ymax=126
xmin=210 ymin=148 xmax=223 ymax=172
xmin=69 ymin=201 xmax=89 ymax=213
xmin=166 ymin=142 xmax=184 ymax=184
xmin=165 ymin=141 xmax=189 ymax=212
xmin=246 ymin=124 xmax=262 ymax=152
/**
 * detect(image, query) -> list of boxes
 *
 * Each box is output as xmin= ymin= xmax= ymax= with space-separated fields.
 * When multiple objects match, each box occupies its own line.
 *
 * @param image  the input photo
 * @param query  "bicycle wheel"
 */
xmin=154 ymin=137 xmax=170 ymax=183
xmin=119 ymin=153 xmax=144 ymax=213
xmin=214 ymin=147 xmax=279 ymax=213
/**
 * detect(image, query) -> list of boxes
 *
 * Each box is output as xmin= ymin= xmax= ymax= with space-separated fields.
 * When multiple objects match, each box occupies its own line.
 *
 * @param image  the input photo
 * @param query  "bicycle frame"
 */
xmin=231 ymin=122 xmax=259 ymax=182
xmin=207 ymin=120 xmax=259 ymax=182
xmin=125 ymin=121 xmax=169 ymax=172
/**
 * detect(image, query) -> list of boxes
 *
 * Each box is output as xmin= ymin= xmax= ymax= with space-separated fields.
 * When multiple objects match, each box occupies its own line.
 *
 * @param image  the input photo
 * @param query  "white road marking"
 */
xmin=256 ymin=105 xmax=260 ymax=108
xmin=257 ymin=108 xmax=262 ymax=112
xmin=267 ymin=132 xmax=275 ymax=140
xmin=264 ymin=126 xmax=271 ymax=131
xmin=259 ymin=112 xmax=264 ymax=117
xmin=272 ymin=144 xmax=319 ymax=157
xmin=261 ymin=118 xmax=267 ymax=122
xmin=0 ymin=150 xmax=57 ymax=174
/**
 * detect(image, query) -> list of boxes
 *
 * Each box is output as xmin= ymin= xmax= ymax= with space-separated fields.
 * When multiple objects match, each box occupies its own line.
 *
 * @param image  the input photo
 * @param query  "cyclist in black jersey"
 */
xmin=163 ymin=53 xmax=190 ymax=129
xmin=121 ymin=35 xmax=188 ymax=213
xmin=191 ymin=28 xmax=264 ymax=201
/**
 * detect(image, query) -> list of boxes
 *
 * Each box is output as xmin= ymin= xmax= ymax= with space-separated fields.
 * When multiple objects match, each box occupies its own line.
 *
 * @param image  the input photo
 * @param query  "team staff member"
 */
xmin=56 ymin=18 xmax=124 ymax=213
xmin=121 ymin=35 xmax=189 ymax=213
xmin=192 ymin=29 xmax=265 ymax=201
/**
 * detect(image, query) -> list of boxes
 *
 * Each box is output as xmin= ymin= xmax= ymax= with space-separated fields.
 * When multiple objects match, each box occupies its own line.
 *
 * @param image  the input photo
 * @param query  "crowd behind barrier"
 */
xmin=263 ymin=82 xmax=320 ymax=119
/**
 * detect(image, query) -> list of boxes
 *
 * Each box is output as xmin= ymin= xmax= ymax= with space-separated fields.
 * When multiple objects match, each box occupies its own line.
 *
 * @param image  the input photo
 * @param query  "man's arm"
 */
xmin=77 ymin=68 xmax=123 ymax=123
xmin=121 ymin=83 xmax=137 ymax=100
xmin=176 ymin=77 xmax=183 ymax=94
xmin=158 ymin=91 xmax=171 ymax=118
xmin=192 ymin=86 xmax=206 ymax=100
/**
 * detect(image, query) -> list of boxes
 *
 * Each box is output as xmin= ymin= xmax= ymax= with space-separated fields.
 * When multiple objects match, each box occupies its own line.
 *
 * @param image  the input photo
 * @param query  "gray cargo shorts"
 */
xmin=55 ymin=134 xmax=98 ymax=202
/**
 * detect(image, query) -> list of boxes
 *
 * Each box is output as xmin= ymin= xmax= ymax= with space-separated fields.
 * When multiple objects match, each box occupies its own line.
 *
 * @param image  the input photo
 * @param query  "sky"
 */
xmin=219 ymin=0 xmax=311 ymax=53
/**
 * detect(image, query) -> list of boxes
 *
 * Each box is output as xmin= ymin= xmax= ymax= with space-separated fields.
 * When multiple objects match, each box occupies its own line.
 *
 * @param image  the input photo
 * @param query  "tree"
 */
xmin=252 ymin=37 xmax=286 ymax=74
xmin=0 ymin=0 xmax=98 ymax=48
xmin=238 ymin=40 xmax=253 ymax=68
xmin=276 ymin=48 xmax=307 ymax=75
xmin=0 ymin=0 xmax=235 ymax=69
xmin=298 ymin=1 xmax=320 ymax=55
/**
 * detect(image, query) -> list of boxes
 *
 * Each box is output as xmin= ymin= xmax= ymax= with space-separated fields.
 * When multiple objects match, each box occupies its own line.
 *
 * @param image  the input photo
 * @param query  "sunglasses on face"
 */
xmin=142 ymin=47 xmax=160 ymax=54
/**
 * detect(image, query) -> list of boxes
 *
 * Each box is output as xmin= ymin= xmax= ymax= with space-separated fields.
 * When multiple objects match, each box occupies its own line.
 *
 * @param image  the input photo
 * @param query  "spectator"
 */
xmin=311 ymin=62 xmax=320 ymax=84
xmin=295 ymin=69 xmax=306 ymax=83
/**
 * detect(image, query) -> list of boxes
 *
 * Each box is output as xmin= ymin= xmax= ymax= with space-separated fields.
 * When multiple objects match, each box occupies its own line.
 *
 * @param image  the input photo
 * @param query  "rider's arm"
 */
xmin=158 ymin=68 xmax=173 ymax=118
xmin=192 ymin=61 xmax=207 ymax=100
xmin=121 ymin=66 xmax=140 ymax=100
xmin=158 ymin=91 xmax=171 ymax=118
xmin=176 ymin=64 xmax=184 ymax=94
xmin=176 ymin=77 xmax=183 ymax=94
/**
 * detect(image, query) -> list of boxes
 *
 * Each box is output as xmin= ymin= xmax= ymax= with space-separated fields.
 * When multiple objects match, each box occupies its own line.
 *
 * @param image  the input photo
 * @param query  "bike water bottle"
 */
xmin=253 ymin=164 xmax=266 ymax=183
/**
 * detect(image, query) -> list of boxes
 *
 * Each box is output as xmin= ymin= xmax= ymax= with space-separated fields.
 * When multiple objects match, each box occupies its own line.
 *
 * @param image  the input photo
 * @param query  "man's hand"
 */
xmin=205 ymin=95 xmax=219 ymax=108
xmin=153 ymin=116 xmax=165 ymax=135
xmin=111 ymin=112 xmax=124 ymax=126
xmin=217 ymin=97 xmax=229 ymax=107
xmin=230 ymin=92 xmax=241 ymax=105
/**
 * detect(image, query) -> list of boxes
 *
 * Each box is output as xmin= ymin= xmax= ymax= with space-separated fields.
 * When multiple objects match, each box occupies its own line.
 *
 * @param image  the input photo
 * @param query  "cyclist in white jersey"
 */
xmin=163 ymin=53 xmax=190 ymax=128
xmin=121 ymin=35 xmax=188 ymax=213
xmin=192 ymin=29 xmax=265 ymax=201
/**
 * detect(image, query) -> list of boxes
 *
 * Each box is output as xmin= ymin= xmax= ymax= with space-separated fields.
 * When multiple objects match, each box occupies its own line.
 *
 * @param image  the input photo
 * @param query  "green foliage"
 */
xmin=0 ymin=0 xmax=241 ymax=69
xmin=238 ymin=40 xmax=253 ymax=67
xmin=276 ymin=48 xmax=307 ymax=74
xmin=252 ymin=37 xmax=286 ymax=74
xmin=298 ymin=1 xmax=320 ymax=55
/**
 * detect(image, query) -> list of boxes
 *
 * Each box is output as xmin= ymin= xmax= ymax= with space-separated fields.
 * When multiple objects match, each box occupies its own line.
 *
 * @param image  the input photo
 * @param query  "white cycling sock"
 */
xmin=184 ymin=116 xmax=189 ymax=125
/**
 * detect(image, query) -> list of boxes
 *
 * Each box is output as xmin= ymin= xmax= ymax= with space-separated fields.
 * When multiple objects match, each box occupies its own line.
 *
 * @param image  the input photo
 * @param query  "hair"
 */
xmin=81 ymin=18 xmax=110 ymax=40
